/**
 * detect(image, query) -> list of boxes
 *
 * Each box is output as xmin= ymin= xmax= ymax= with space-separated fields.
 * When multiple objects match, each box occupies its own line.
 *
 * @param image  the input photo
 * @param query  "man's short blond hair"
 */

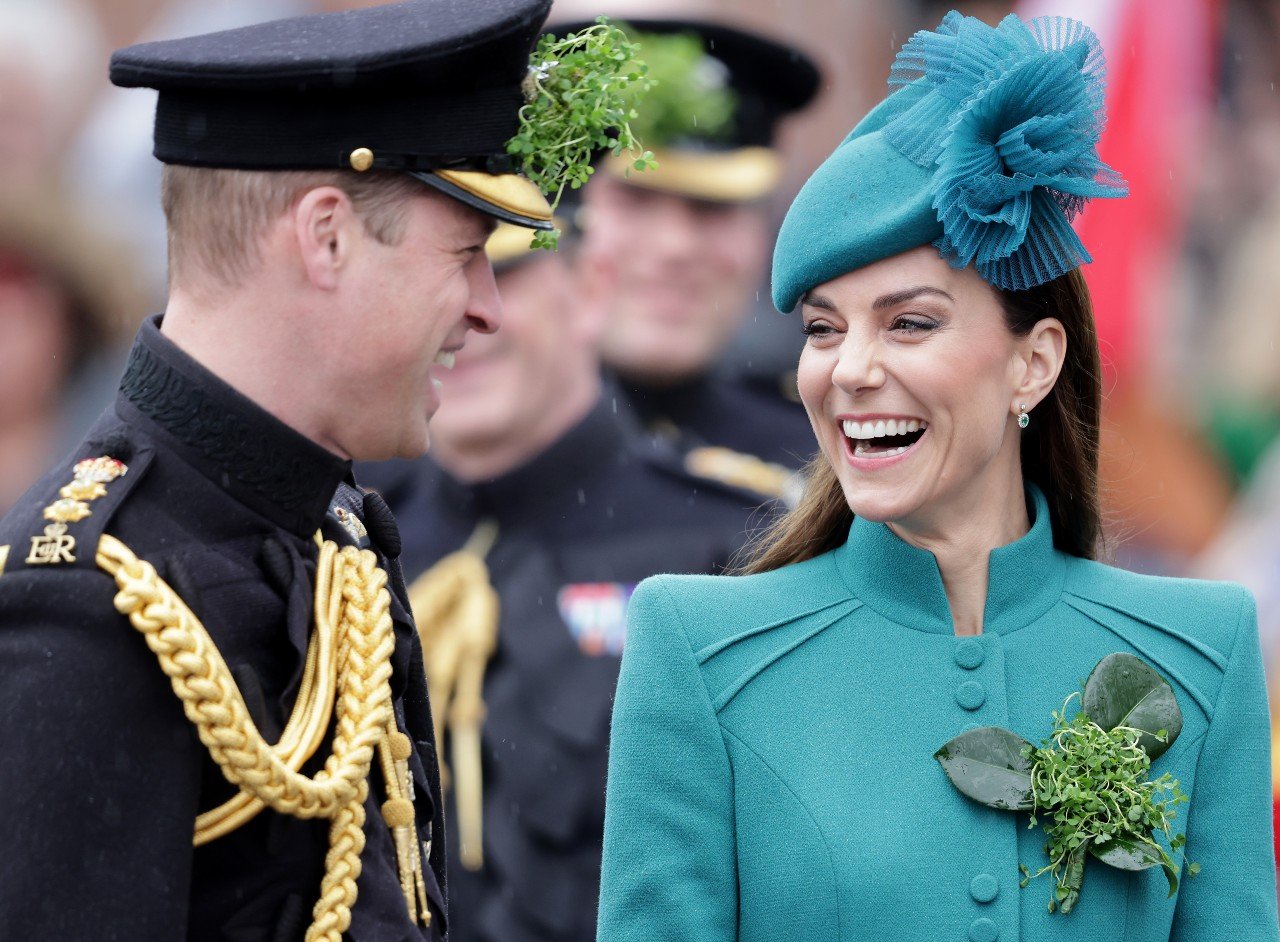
xmin=161 ymin=165 xmax=427 ymax=289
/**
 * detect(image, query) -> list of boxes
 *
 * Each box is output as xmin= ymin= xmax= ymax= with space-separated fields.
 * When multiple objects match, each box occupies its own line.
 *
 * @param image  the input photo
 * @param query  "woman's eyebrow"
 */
xmin=872 ymin=286 xmax=955 ymax=310
xmin=801 ymin=292 xmax=837 ymax=311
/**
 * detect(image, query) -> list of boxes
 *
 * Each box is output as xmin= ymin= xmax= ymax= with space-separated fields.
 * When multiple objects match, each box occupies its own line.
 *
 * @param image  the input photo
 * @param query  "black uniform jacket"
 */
xmin=0 ymin=317 xmax=446 ymax=942
xmin=364 ymin=396 xmax=764 ymax=942
xmin=616 ymin=371 xmax=816 ymax=471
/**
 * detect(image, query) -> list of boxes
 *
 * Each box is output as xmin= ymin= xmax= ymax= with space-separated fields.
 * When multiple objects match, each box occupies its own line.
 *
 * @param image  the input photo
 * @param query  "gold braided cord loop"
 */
xmin=405 ymin=520 xmax=500 ymax=872
xmin=195 ymin=539 xmax=344 ymax=844
xmin=95 ymin=534 xmax=396 ymax=941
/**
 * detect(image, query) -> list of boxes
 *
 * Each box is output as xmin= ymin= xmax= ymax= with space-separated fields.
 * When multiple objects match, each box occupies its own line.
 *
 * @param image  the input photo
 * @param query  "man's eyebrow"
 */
xmin=871 ymin=286 xmax=955 ymax=310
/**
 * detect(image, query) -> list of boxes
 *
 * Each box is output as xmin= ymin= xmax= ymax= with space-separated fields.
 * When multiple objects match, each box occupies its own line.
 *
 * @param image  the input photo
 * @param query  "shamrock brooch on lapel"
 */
xmin=935 ymin=653 xmax=1196 ymax=914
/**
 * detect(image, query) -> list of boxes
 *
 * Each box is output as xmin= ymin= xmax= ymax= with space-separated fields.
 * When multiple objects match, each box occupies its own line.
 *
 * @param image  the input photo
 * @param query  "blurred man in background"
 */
xmin=576 ymin=18 xmax=821 ymax=497
xmin=363 ymin=221 xmax=760 ymax=942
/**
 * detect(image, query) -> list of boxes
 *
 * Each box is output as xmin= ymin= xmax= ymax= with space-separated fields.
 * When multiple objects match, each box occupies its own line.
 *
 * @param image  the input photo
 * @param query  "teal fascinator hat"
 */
xmin=772 ymin=12 xmax=1127 ymax=312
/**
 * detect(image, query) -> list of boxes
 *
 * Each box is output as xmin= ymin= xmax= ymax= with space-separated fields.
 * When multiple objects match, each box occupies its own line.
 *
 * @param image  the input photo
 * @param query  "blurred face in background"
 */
xmin=0 ymin=251 xmax=73 ymax=427
xmin=580 ymin=175 xmax=770 ymax=386
xmin=427 ymin=246 xmax=606 ymax=469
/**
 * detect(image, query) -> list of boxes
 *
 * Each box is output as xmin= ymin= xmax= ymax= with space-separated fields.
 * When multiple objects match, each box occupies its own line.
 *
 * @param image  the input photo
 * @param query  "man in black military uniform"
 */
xmin=0 ymin=1 xmax=558 ymax=938
xmin=574 ymin=19 xmax=822 ymax=496
xmin=360 ymin=222 xmax=762 ymax=942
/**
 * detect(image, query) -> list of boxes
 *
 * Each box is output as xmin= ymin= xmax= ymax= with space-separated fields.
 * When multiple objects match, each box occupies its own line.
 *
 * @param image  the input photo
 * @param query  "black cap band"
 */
xmin=153 ymin=85 xmax=524 ymax=171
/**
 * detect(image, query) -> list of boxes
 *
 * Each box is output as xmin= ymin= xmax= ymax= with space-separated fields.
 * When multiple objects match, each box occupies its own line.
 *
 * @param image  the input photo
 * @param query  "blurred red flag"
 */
xmin=1018 ymin=0 xmax=1219 ymax=387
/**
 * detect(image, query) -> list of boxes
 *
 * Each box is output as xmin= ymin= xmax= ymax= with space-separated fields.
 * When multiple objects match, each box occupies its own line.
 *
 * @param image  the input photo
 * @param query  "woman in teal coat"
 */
xmin=597 ymin=11 xmax=1280 ymax=942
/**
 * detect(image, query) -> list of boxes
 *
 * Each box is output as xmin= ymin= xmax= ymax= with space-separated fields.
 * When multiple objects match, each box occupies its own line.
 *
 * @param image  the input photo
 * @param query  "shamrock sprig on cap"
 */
xmin=509 ymin=17 xmax=657 ymax=249
xmin=935 ymin=653 xmax=1195 ymax=914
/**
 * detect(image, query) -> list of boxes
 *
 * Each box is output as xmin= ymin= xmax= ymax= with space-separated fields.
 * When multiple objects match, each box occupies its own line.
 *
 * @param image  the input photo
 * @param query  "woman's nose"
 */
xmin=831 ymin=337 xmax=886 ymax=394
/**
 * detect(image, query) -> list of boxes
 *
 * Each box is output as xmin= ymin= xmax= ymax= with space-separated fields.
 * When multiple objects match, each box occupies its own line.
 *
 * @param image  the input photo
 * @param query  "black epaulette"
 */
xmin=1 ymin=442 xmax=155 ymax=577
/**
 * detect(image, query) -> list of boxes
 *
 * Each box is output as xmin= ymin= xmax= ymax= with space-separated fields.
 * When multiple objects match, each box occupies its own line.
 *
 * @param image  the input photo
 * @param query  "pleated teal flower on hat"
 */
xmin=772 ymin=12 xmax=1127 ymax=312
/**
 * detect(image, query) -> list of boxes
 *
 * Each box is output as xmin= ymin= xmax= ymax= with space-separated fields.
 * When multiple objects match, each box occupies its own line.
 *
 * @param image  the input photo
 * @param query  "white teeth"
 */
xmin=434 ymin=351 xmax=456 ymax=369
xmin=853 ymin=442 xmax=910 ymax=457
xmin=842 ymin=418 xmax=928 ymax=440
xmin=431 ymin=377 xmax=444 ymax=392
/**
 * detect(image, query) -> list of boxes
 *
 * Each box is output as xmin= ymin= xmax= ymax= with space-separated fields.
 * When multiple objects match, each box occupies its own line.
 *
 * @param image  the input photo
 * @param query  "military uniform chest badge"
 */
xmin=557 ymin=583 xmax=637 ymax=657
xmin=333 ymin=506 xmax=368 ymax=545
xmin=27 ymin=456 xmax=128 ymax=566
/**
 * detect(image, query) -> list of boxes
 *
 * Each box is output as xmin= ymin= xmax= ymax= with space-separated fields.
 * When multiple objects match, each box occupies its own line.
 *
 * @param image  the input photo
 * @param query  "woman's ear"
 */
xmin=1013 ymin=317 xmax=1067 ymax=415
xmin=293 ymin=185 xmax=359 ymax=291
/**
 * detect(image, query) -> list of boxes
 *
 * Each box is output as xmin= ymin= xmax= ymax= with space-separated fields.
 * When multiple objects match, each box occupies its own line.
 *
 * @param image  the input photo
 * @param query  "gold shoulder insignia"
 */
xmin=0 ymin=544 xmax=9 ymax=575
xmin=684 ymin=446 xmax=800 ymax=505
xmin=29 ymin=455 xmax=129 ymax=566
xmin=27 ymin=523 xmax=77 ymax=565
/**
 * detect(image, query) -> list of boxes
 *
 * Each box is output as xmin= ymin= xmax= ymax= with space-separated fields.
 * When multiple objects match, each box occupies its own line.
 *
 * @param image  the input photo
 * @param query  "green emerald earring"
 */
xmin=1018 ymin=404 xmax=1030 ymax=429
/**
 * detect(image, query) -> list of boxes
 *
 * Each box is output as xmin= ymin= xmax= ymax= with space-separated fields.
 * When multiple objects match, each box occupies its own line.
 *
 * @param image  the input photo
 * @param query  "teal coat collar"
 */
xmin=833 ymin=485 xmax=1067 ymax=635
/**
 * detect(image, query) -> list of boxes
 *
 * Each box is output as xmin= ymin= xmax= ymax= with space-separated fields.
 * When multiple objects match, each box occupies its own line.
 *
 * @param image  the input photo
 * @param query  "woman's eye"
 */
xmin=891 ymin=315 xmax=936 ymax=333
xmin=801 ymin=321 xmax=837 ymax=338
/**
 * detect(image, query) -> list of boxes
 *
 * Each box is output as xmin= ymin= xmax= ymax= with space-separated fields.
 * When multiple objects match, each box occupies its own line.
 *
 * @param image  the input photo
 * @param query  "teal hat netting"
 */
xmin=772 ymin=12 xmax=1127 ymax=311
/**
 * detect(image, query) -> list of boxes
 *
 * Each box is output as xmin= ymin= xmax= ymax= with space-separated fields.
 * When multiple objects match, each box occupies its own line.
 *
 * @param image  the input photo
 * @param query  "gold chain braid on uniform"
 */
xmin=95 ymin=534 xmax=397 ymax=941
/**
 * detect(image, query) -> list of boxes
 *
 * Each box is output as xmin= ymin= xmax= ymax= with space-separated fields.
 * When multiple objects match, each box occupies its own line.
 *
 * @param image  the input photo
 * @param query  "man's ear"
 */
xmin=1012 ymin=317 xmax=1067 ymax=415
xmin=294 ymin=186 xmax=360 ymax=290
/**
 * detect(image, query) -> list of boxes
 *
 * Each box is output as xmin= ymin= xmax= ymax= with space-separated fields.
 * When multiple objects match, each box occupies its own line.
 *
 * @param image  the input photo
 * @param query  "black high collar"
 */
xmin=116 ymin=315 xmax=350 ymax=537
xmin=613 ymin=370 xmax=712 ymax=432
xmin=435 ymin=392 xmax=631 ymax=529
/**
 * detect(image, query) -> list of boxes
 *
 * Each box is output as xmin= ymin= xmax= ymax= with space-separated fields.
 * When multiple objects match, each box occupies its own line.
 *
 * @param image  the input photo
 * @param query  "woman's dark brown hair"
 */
xmin=738 ymin=267 xmax=1102 ymax=574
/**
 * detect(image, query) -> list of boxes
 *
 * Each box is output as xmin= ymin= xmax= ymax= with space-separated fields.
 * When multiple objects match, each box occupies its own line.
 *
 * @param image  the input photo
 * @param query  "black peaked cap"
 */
xmin=111 ymin=0 xmax=553 ymax=188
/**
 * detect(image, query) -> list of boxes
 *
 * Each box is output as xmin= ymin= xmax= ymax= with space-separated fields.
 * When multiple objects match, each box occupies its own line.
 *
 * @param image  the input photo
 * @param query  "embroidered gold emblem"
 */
xmin=0 ymin=545 xmax=9 ymax=575
xmin=60 ymin=479 xmax=107 ymax=501
xmin=27 ymin=523 xmax=76 ymax=565
xmin=73 ymin=456 xmax=128 ymax=483
xmin=684 ymin=446 xmax=794 ymax=499
xmin=44 ymin=499 xmax=93 ymax=523
xmin=31 ymin=455 xmax=130 ymax=558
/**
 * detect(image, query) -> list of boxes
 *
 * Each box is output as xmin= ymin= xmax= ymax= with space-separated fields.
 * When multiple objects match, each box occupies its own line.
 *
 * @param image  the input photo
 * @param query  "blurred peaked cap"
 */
xmin=0 ymin=186 xmax=148 ymax=349
xmin=109 ymin=0 xmax=555 ymax=229
xmin=772 ymin=83 xmax=939 ymax=313
xmin=604 ymin=18 xmax=822 ymax=147
xmin=549 ymin=16 xmax=821 ymax=203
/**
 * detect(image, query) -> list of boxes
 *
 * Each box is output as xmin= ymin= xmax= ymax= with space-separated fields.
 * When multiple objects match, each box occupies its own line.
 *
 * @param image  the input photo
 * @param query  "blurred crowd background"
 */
xmin=4 ymin=0 xmax=1280 ymax=893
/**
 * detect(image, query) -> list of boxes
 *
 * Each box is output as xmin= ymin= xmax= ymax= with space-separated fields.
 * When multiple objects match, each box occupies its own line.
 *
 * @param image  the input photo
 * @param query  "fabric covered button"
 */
xmin=970 ymin=873 xmax=999 ymax=903
xmin=954 ymin=638 xmax=985 ymax=669
xmin=956 ymin=681 xmax=986 ymax=710
xmin=968 ymin=917 xmax=999 ymax=942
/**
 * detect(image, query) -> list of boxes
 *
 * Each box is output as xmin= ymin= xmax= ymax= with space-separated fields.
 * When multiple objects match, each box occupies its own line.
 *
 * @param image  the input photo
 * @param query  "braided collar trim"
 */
xmin=117 ymin=316 xmax=349 ymax=536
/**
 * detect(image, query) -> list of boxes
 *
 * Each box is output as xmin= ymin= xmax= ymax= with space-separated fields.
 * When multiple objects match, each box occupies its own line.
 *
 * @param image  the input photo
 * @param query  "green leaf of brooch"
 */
xmin=935 ymin=653 xmax=1195 ymax=914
